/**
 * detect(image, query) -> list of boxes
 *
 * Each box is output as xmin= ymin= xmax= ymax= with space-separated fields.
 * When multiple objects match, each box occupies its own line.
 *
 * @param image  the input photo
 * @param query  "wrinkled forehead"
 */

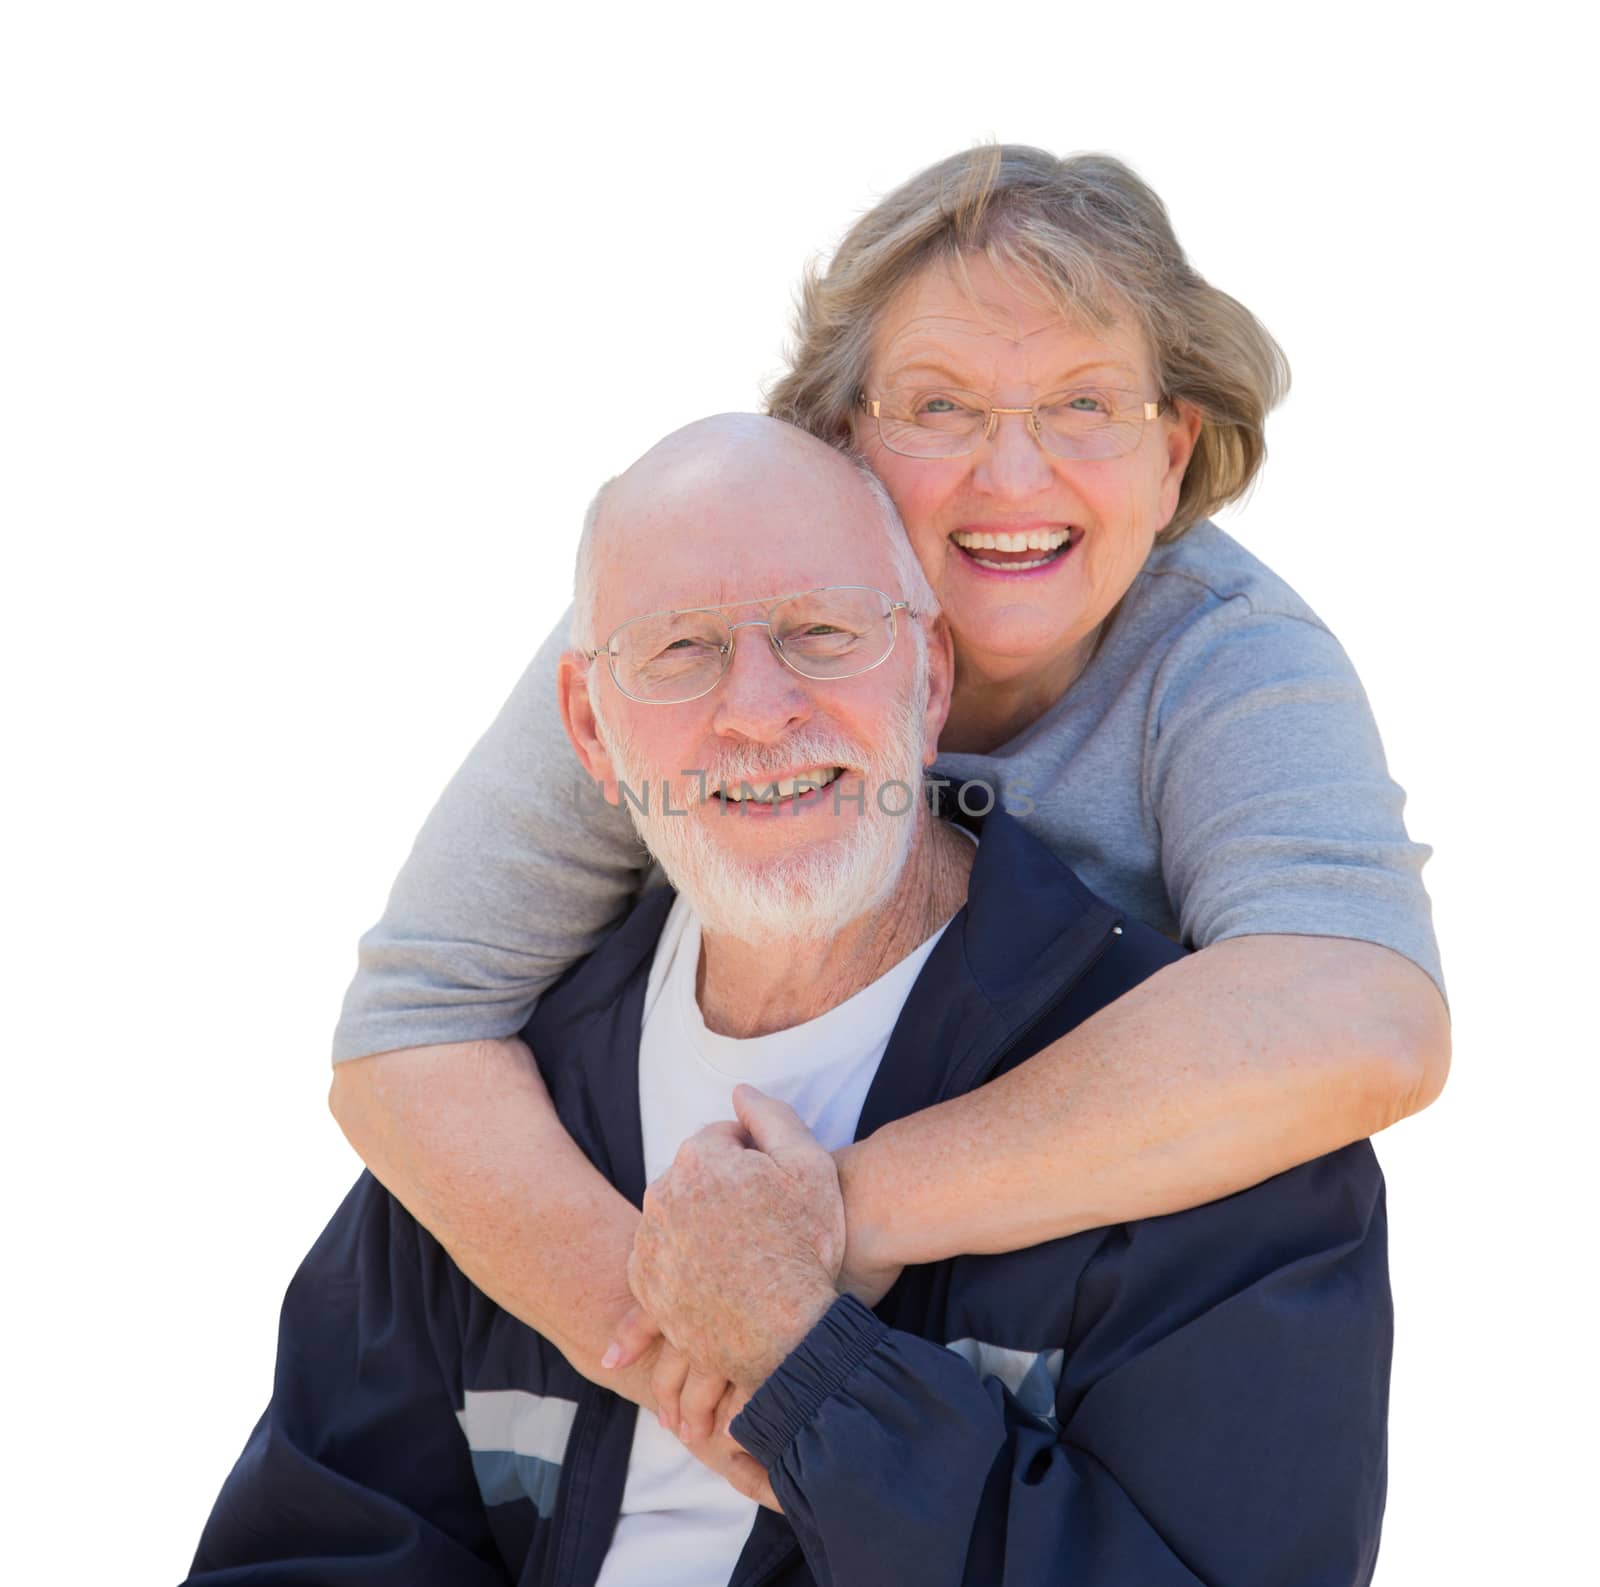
xmin=869 ymin=255 xmax=1154 ymax=389
xmin=590 ymin=460 xmax=900 ymax=633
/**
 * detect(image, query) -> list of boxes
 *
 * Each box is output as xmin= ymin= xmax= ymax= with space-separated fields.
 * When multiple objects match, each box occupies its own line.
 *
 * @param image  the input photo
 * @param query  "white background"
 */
xmin=4 ymin=4 xmax=1593 ymax=1581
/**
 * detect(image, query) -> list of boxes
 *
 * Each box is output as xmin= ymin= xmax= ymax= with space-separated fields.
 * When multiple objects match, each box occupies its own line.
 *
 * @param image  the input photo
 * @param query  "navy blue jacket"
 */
xmin=190 ymin=811 xmax=1391 ymax=1585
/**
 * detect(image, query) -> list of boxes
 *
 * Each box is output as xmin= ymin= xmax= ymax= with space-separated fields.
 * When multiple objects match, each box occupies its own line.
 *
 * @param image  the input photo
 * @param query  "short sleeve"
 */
xmin=1147 ymin=599 xmax=1444 ymax=1000
xmin=332 ymin=608 xmax=649 ymax=1062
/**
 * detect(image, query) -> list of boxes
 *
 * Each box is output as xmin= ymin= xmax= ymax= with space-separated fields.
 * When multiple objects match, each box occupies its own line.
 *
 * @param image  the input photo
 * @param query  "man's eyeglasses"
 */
xmin=860 ymin=386 xmax=1164 ymax=461
xmin=585 ymin=585 xmax=913 ymax=705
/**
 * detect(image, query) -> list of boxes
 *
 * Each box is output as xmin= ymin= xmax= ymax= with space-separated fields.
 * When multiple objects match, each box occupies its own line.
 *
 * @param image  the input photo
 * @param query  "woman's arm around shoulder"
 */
xmin=328 ymin=610 xmax=650 ymax=1377
xmin=836 ymin=598 xmax=1448 ymax=1280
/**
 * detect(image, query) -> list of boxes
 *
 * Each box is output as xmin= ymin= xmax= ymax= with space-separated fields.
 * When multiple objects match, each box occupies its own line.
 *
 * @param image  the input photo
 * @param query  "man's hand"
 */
xmin=628 ymin=1086 xmax=845 ymax=1393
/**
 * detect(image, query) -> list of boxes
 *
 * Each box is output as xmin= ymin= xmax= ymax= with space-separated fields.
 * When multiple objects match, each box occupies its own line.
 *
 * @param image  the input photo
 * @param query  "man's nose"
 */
xmin=709 ymin=623 xmax=814 ymax=742
xmin=973 ymin=409 xmax=1057 ymax=498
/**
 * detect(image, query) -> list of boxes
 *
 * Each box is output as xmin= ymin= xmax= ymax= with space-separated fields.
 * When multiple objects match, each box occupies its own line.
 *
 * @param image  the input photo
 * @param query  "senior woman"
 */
xmin=329 ymin=146 xmax=1448 ymax=1470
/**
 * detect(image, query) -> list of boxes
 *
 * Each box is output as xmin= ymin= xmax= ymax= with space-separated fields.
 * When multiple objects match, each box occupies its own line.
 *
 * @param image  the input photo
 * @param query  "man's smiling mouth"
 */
xmin=715 ymin=766 xmax=845 ymax=806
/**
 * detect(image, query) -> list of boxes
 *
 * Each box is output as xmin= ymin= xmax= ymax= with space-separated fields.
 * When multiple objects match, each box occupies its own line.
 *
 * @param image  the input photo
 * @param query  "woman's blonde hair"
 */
xmin=766 ymin=145 xmax=1290 ymax=540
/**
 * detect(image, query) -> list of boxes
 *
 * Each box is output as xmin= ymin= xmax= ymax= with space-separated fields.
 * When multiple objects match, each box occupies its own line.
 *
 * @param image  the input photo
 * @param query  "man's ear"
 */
xmin=920 ymin=612 xmax=955 ymax=768
xmin=558 ymin=650 xmax=621 ymax=798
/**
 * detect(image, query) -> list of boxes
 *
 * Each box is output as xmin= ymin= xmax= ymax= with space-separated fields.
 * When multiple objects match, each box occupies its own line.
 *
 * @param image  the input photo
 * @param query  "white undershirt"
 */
xmin=594 ymin=892 xmax=954 ymax=1587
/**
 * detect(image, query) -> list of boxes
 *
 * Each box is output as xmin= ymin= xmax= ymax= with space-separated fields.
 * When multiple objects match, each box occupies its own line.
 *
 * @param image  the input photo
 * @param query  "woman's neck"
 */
xmin=940 ymin=626 xmax=1101 ymax=755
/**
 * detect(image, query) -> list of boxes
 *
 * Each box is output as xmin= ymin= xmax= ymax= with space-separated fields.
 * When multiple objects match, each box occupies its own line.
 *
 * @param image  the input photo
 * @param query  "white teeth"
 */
xmin=971 ymin=556 xmax=1053 ymax=571
xmin=951 ymin=528 xmax=1072 ymax=554
xmin=719 ymin=766 xmax=840 ymax=803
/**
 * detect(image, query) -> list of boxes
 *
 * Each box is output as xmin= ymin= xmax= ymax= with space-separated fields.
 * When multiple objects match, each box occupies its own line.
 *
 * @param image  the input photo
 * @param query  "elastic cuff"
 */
xmin=731 ymin=1294 xmax=887 ymax=1467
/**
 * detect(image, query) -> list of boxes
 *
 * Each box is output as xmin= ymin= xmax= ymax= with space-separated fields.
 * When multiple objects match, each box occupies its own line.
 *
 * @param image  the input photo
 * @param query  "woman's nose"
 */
xmin=974 ymin=409 xmax=1056 ymax=497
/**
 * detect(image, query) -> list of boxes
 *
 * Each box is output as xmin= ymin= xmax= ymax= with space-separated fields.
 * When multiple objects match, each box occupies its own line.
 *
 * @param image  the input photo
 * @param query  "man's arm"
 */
xmin=632 ymin=1093 xmax=1391 ymax=1587
xmin=738 ymin=1144 xmax=1389 ymax=1587
xmin=187 ymin=1175 xmax=510 ymax=1585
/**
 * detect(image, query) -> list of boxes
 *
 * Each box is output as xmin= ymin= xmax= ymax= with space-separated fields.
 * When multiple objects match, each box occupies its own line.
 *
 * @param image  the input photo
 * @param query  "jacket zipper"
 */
xmin=727 ymin=915 xmax=1125 ymax=1587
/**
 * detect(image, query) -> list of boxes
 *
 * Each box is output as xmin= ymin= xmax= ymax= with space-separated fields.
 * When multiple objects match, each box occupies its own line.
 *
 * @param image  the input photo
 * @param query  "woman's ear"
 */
xmin=558 ymin=651 xmax=620 ymax=797
xmin=1159 ymin=399 xmax=1205 ymax=521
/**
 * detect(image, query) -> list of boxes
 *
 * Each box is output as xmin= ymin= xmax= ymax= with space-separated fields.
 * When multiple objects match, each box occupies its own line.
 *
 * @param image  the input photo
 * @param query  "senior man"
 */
xmin=190 ymin=416 xmax=1391 ymax=1587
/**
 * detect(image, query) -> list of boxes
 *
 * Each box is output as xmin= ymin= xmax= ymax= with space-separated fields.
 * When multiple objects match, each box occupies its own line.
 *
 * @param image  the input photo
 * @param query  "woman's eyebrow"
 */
xmin=1050 ymin=359 xmax=1142 ymax=385
xmin=881 ymin=356 xmax=974 ymax=386
xmin=880 ymin=354 xmax=1144 ymax=388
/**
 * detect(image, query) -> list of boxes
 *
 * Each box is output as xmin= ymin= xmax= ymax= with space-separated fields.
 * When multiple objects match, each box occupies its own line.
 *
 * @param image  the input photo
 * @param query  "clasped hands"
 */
xmin=602 ymin=1085 xmax=899 ymax=1512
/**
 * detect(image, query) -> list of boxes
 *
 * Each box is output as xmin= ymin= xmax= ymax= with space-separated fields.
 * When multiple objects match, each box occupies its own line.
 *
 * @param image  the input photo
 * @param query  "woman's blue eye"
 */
xmin=920 ymin=396 xmax=956 ymax=414
xmin=1067 ymin=394 xmax=1107 ymax=412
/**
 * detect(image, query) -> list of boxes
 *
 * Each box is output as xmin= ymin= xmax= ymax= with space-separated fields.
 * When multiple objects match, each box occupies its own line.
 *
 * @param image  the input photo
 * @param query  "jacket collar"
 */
xmin=539 ymin=809 xmax=1121 ymax=1149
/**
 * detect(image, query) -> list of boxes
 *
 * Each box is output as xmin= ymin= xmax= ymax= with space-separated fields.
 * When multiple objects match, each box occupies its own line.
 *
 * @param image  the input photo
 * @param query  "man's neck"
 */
xmin=695 ymin=818 xmax=975 ymax=1039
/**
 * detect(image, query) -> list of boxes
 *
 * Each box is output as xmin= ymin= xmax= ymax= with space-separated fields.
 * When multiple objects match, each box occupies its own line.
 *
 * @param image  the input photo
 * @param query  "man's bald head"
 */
xmin=570 ymin=414 xmax=932 ymax=650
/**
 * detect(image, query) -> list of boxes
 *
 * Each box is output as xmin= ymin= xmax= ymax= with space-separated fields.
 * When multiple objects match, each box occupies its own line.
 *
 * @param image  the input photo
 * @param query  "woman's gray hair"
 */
xmin=570 ymin=448 xmax=938 ymax=653
xmin=766 ymin=144 xmax=1291 ymax=541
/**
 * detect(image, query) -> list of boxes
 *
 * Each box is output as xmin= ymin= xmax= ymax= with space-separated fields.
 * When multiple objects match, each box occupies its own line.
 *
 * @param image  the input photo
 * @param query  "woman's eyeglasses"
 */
xmin=861 ymin=386 xmax=1164 ymax=461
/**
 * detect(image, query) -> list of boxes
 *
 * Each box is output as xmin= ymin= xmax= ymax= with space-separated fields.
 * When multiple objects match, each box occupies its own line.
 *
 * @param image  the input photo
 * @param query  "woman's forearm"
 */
xmin=327 ymin=1038 xmax=655 ymax=1405
xmin=834 ymin=933 xmax=1449 ymax=1269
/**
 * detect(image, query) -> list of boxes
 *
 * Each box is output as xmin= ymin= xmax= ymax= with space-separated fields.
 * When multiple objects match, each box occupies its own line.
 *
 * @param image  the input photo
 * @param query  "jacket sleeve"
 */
xmin=331 ymin=608 xmax=649 ymax=1062
xmin=186 ymin=1175 xmax=510 ymax=1585
xmin=732 ymin=1145 xmax=1391 ymax=1587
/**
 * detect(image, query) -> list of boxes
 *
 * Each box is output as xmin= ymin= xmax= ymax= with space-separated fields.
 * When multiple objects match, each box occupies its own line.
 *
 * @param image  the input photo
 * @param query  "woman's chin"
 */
xmin=948 ymin=615 xmax=1096 ymax=681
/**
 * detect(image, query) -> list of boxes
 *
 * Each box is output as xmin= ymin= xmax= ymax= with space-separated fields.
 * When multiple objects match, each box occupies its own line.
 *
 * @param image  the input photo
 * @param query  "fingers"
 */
xmin=676 ymin=1365 xmax=727 ymax=1445
xmin=676 ymin=1119 xmax=750 ymax=1164
xmin=722 ymin=1449 xmax=783 ymax=1513
xmin=651 ymin=1343 xmax=691 ymax=1435
xmin=601 ymin=1302 xmax=661 ymax=1373
xmin=687 ymin=1428 xmax=785 ymax=1515
xmin=731 ymin=1084 xmax=819 ymax=1161
xmin=648 ymin=1342 xmax=734 ymax=1448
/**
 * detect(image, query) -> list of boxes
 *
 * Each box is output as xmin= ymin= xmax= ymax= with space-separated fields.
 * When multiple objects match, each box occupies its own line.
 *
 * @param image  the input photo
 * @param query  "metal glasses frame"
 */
xmin=859 ymin=388 xmax=1163 ymax=459
xmin=584 ymin=585 xmax=914 ymax=705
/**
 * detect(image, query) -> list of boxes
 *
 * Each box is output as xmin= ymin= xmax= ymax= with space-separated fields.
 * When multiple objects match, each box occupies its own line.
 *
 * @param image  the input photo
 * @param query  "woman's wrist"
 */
xmin=833 ymin=1132 xmax=917 ymax=1300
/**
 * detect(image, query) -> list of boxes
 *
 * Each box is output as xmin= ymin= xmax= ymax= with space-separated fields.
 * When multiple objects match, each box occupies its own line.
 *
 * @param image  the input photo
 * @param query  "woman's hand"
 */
xmin=645 ymin=1336 xmax=734 ymax=1447
xmin=601 ymin=1311 xmax=777 ymax=1510
xmin=697 ymin=1384 xmax=781 ymax=1512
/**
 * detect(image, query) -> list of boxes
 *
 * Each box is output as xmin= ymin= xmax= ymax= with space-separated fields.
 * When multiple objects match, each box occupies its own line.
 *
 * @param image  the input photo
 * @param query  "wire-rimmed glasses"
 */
xmin=861 ymin=386 xmax=1164 ymax=460
xmin=585 ymin=585 xmax=912 ymax=705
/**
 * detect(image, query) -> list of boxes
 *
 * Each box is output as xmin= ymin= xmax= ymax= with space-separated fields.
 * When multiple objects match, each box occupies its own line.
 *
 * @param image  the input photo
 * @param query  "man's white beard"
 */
xmin=596 ymin=671 xmax=930 ymax=948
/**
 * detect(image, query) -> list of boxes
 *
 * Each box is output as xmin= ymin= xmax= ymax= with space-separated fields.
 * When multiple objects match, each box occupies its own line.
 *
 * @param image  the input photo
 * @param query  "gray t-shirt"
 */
xmin=332 ymin=521 xmax=1442 ymax=1062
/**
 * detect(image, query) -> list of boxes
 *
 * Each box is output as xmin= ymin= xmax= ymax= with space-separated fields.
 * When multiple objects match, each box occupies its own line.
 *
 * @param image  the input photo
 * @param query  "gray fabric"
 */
xmin=332 ymin=521 xmax=1442 ymax=1062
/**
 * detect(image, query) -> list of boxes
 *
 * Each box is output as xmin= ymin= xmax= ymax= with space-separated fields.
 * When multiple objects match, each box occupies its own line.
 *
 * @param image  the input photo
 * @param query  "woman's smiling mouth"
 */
xmin=950 ymin=527 xmax=1076 ymax=573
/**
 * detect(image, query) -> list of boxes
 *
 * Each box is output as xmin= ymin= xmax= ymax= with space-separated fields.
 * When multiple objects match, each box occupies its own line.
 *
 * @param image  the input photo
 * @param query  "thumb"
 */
xmin=600 ymin=1302 xmax=662 ymax=1373
xmin=731 ymin=1085 xmax=818 ymax=1162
